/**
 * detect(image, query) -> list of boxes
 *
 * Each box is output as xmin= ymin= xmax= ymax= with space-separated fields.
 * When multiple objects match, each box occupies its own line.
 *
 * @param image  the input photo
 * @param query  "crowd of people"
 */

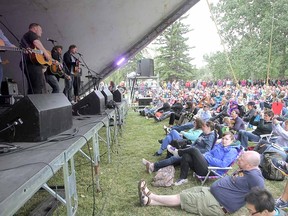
xmin=137 ymin=81 xmax=288 ymax=215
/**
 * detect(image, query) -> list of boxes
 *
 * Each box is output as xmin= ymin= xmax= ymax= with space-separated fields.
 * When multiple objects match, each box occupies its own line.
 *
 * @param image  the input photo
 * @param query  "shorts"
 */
xmin=180 ymin=186 xmax=225 ymax=215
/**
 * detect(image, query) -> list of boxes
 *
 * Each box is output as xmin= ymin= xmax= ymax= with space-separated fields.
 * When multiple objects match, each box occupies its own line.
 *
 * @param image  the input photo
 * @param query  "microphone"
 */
xmin=47 ymin=38 xmax=57 ymax=43
xmin=77 ymin=52 xmax=83 ymax=56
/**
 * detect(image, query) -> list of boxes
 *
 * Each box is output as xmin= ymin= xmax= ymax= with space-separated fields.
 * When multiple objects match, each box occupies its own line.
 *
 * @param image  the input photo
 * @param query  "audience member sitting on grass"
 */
xmin=193 ymin=103 xmax=212 ymax=122
xmin=243 ymin=101 xmax=257 ymax=123
xmin=155 ymin=100 xmax=183 ymax=122
xmin=167 ymin=132 xmax=239 ymax=186
xmin=210 ymin=98 xmax=229 ymax=124
xmin=245 ymin=188 xmax=287 ymax=216
xmin=165 ymin=101 xmax=192 ymax=128
xmin=143 ymin=118 xmax=205 ymax=173
xmin=237 ymin=110 xmax=274 ymax=148
xmin=167 ymin=101 xmax=200 ymax=133
xmin=229 ymin=109 xmax=245 ymax=133
xmin=138 ymin=151 xmax=264 ymax=215
xmin=154 ymin=119 xmax=212 ymax=156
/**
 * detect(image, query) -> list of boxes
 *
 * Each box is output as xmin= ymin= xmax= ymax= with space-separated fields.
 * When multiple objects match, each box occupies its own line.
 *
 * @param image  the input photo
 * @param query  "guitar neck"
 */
xmin=0 ymin=46 xmax=22 ymax=52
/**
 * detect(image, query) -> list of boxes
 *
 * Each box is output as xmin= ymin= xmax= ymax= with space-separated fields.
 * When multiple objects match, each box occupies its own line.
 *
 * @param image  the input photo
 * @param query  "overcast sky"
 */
xmin=184 ymin=0 xmax=222 ymax=67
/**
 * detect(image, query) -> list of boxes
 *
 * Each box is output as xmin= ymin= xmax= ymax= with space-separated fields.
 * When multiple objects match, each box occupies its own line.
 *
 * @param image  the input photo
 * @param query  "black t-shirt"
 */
xmin=20 ymin=31 xmax=39 ymax=63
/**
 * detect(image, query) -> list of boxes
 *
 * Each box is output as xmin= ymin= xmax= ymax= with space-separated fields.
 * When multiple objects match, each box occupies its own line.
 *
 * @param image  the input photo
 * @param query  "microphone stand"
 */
xmin=76 ymin=53 xmax=101 ymax=91
xmin=0 ymin=18 xmax=26 ymax=96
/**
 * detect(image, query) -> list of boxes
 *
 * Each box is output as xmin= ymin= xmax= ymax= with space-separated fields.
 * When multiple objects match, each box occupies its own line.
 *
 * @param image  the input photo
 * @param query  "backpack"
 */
xmin=260 ymin=151 xmax=285 ymax=181
xmin=151 ymin=165 xmax=175 ymax=187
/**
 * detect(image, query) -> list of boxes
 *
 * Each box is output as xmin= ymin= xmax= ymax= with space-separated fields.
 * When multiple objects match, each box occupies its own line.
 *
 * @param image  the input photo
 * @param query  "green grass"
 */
xmin=15 ymin=109 xmax=287 ymax=215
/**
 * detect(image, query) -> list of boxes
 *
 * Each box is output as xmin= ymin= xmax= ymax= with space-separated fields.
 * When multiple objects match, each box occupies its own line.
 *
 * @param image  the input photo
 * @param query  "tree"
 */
xmin=154 ymin=16 xmax=196 ymax=81
xmin=205 ymin=0 xmax=288 ymax=80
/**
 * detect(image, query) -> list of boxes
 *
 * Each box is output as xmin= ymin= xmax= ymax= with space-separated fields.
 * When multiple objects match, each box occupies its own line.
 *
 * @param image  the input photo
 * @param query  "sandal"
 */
xmin=138 ymin=179 xmax=151 ymax=206
xmin=140 ymin=193 xmax=151 ymax=206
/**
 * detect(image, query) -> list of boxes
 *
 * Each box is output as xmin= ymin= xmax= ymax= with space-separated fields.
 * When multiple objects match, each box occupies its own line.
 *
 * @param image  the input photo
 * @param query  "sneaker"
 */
xmin=271 ymin=158 xmax=288 ymax=176
xmin=158 ymin=139 xmax=163 ymax=144
xmin=174 ymin=179 xmax=188 ymax=186
xmin=167 ymin=145 xmax=179 ymax=157
xmin=275 ymin=198 xmax=288 ymax=208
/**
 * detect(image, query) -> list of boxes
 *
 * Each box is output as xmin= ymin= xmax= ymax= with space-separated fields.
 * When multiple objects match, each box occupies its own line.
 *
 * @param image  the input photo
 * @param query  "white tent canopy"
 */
xmin=0 ymin=0 xmax=199 ymax=94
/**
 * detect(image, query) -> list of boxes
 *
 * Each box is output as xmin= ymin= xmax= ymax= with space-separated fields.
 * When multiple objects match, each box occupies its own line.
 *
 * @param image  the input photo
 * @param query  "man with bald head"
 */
xmin=138 ymin=151 xmax=265 ymax=215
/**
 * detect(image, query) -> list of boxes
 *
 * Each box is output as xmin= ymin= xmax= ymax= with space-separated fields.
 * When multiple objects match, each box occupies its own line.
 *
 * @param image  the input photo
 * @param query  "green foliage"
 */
xmin=204 ymin=0 xmax=288 ymax=80
xmin=154 ymin=16 xmax=196 ymax=81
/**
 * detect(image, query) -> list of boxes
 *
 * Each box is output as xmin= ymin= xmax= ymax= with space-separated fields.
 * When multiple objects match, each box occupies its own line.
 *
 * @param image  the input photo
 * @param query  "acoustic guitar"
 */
xmin=50 ymin=63 xmax=70 ymax=79
xmin=29 ymin=48 xmax=53 ymax=66
xmin=0 ymin=39 xmax=51 ymax=66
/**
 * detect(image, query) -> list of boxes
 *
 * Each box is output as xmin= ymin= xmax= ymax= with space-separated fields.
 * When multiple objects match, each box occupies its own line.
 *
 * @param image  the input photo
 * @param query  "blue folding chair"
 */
xmin=195 ymin=145 xmax=244 ymax=185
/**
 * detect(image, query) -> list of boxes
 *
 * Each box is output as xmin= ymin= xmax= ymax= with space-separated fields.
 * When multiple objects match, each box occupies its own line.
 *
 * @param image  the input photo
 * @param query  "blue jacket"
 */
xmin=204 ymin=143 xmax=238 ymax=175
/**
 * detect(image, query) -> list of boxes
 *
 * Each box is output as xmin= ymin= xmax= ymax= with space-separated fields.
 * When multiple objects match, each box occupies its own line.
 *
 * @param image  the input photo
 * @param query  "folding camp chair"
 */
xmin=195 ymin=146 xmax=244 ymax=185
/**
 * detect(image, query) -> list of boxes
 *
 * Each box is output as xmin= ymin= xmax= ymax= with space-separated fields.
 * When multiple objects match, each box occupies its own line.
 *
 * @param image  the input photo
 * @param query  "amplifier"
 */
xmin=0 ymin=95 xmax=23 ymax=106
xmin=138 ymin=97 xmax=152 ymax=106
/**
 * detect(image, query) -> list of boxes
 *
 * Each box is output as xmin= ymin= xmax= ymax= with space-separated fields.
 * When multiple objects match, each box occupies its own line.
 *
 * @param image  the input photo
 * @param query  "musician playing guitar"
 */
xmin=20 ymin=23 xmax=53 ymax=94
xmin=63 ymin=44 xmax=79 ymax=102
xmin=0 ymin=29 xmax=16 ymax=91
xmin=45 ymin=45 xmax=70 ymax=93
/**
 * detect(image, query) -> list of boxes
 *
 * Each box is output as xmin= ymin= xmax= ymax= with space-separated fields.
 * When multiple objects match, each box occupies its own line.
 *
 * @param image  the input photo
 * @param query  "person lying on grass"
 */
xmin=138 ymin=151 xmax=264 ymax=216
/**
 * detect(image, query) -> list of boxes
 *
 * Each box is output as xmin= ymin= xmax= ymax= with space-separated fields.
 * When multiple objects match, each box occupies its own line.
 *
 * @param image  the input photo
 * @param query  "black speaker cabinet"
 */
xmin=139 ymin=97 xmax=152 ymax=106
xmin=113 ymin=89 xmax=122 ymax=102
xmin=1 ymin=80 xmax=18 ymax=95
xmin=0 ymin=93 xmax=72 ymax=142
xmin=101 ymin=88 xmax=113 ymax=105
xmin=72 ymin=90 xmax=105 ymax=115
xmin=137 ymin=59 xmax=154 ymax=77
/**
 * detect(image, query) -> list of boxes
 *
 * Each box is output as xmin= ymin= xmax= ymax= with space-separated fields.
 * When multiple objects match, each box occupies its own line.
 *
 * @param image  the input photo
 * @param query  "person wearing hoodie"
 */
xmin=238 ymin=110 xmax=274 ymax=148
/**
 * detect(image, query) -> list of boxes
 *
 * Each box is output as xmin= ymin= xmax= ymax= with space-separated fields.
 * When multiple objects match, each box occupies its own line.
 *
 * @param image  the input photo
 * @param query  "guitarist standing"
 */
xmin=63 ymin=45 xmax=79 ymax=102
xmin=20 ymin=23 xmax=52 ymax=94
xmin=0 ymin=29 xmax=16 ymax=92
xmin=45 ymin=45 xmax=70 ymax=93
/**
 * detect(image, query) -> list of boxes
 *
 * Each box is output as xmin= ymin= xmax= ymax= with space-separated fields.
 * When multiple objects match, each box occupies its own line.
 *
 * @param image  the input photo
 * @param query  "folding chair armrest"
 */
xmin=259 ymin=133 xmax=273 ymax=142
xmin=208 ymin=166 xmax=233 ymax=170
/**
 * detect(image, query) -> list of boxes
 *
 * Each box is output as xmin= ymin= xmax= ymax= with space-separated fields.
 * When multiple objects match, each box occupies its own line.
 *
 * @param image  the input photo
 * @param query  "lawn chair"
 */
xmin=195 ymin=145 xmax=244 ymax=185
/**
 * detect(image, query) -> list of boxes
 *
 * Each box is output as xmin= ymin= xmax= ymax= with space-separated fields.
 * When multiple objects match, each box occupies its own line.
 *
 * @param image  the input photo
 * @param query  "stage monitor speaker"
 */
xmin=113 ymin=89 xmax=122 ymax=102
xmin=72 ymin=90 xmax=105 ymax=115
xmin=137 ymin=59 xmax=154 ymax=77
xmin=0 ymin=93 xmax=72 ymax=142
xmin=1 ymin=80 xmax=18 ymax=95
xmin=101 ymin=88 xmax=113 ymax=105
xmin=139 ymin=97 xmax=153 ymax=106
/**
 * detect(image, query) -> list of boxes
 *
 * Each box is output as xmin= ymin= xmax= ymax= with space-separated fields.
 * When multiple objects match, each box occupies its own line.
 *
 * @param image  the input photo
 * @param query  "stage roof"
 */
xmin=0 ymin=0 xmax=199 ymax=93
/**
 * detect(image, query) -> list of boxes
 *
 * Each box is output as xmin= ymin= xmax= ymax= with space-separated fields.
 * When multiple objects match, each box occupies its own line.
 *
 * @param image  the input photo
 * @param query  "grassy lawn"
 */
xmin=15 ymin=108 xmax=287 ymax=215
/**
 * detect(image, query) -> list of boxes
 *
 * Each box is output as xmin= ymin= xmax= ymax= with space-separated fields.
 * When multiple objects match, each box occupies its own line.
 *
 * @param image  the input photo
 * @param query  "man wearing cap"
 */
xmin=243 ymin=101 xmax=256 ymax=123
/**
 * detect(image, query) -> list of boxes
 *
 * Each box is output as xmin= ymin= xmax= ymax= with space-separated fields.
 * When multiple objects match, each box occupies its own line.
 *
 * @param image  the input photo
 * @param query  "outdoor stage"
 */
xmin=0 ymin=100 xmax=128 ymax=216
